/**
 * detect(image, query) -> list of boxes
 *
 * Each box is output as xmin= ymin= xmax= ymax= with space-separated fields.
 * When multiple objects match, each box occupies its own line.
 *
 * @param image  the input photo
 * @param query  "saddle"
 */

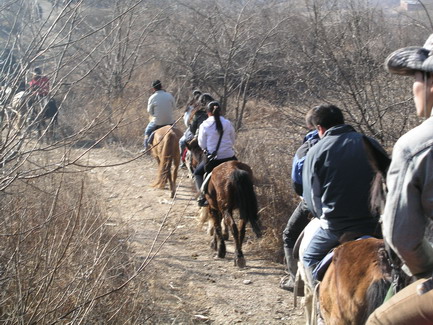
xmin=200 ymin=172 xmax=212 ymax=194
xmin=148 ymin=124 xmax=173 ymax=146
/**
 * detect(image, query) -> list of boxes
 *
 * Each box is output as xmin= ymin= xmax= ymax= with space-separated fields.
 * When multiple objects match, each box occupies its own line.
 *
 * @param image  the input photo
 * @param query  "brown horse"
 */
xmin=202 ymin=160 xmax=261 ymax=267
xmin=150 ymin=125 xmax=183 ymax=198
xmin=319 ymin=237 xmax=392 ymax=325
xmin=297 ymin=137 xmax=400 ymax=325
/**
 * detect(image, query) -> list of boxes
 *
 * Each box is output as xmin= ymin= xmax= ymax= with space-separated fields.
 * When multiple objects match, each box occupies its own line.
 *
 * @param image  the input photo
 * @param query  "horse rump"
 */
xmin=230 ymin=167 xmax=261 ymax=238
xmin=151 ymin=126 xmax=182 ymax=197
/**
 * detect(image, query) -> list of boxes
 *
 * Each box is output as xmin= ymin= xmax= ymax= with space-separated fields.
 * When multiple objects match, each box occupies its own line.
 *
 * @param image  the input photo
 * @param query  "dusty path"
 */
xmin=85 ymin=147 xmax=304 ymax=324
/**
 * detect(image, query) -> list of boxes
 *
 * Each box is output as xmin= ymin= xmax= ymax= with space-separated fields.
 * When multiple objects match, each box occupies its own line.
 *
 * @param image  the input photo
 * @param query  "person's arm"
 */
xmin=197 ymin=123 xmax=207 ymax=150
xmin=383 ymin=145 xmax=433 ymax=276
xmin=190 ymin=115 xmax=199 ymax=135
xmin=291 ymin=155 xmax=305 ymax=196
xmin=147 ymin=96 xmax=154 ymax=116
xmin=302 ymin=148 xmax=322 ymax=219
xmin=291 ymin=141 xmax=312 ymax=196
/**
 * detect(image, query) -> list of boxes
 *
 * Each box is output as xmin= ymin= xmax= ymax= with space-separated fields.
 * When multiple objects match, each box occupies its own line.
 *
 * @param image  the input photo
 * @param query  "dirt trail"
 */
xmin=85 ymin=147 xmax=304 ymax=324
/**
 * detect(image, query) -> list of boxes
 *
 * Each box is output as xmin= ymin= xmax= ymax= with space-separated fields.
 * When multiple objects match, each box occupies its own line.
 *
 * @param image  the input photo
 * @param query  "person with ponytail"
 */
xmin=194 ymin=101 xmax=236 ymax=207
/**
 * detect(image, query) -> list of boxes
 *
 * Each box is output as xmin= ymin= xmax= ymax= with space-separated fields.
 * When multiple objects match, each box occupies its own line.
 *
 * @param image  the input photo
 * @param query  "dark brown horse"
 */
xmin=150 ymin=125 xmax=183 ymax=198
xmin=201 ymin=160 xmax=261 ymax=267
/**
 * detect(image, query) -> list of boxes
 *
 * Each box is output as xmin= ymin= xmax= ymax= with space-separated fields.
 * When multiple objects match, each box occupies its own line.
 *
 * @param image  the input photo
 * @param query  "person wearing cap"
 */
xmin=366 ymin=35 xmax=433 ymax=325
xmin=144 ymin=80 xmax=176 ymax=150
xmin=280 ymin=108 xmax=319 ymax=292
xmin=194 ymin=101 xmax=236 ymax=207
xmin=301 ymin=104 xmax=386 ymax=288
xmin=183 ymin=89 xmax=202 ymax=128
xmin=29 ymin=67 xmax=50 ymax=97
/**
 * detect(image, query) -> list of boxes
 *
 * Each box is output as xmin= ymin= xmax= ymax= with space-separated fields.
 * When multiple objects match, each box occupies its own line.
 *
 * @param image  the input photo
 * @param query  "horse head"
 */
xmin=185 ymin=137 xmax=204 ymax=168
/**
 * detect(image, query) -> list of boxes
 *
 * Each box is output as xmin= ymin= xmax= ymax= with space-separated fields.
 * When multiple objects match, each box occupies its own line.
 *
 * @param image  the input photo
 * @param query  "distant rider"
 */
xmin=144 ymin=79 xmax=176 ymax=150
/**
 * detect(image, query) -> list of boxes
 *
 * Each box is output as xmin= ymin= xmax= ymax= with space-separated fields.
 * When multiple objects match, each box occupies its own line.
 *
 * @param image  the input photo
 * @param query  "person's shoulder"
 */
xmin=395 ymin=118 xmax=433 ymax=156
xmin=162 ymin=90 xmax=175 ymax=98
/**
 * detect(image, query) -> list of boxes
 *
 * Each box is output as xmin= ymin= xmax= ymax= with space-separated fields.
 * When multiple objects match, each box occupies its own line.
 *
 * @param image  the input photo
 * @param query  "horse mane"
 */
xmin=362 ymin=136 xmax=391 ymax=216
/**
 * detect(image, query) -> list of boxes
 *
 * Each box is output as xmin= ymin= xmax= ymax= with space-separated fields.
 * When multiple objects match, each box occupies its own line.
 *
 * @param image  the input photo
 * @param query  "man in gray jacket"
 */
xmin=144 ymin=80 xmax=175 ymax=149
xmin=367 ymin=34 xmax=433 ymax=325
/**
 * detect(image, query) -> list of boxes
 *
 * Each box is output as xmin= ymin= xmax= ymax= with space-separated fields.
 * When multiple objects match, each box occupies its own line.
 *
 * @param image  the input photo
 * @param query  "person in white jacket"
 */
xmin=366 ymin=34 xmax=433 ymax=325
xmin=143 ymin=80 xmax=175 ymax=149
xmin=194 ymin=101 xmax=236 ymax=206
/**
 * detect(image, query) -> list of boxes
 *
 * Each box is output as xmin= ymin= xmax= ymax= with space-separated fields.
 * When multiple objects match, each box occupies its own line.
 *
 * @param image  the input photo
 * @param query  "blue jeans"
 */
xmin=144 ymin=121 xmax=157 ymax=148
xmin=179 ymin=129 xmax=193 ymax=155
xmin=145 ymin=121 xmax=157 ymax=137
xmin=302 ymin=225 xmax=341 ymax=269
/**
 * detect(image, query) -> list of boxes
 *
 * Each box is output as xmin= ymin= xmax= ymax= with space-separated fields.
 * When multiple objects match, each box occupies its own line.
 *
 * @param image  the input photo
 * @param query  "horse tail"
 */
xmin=153 ymin=132 xmax=174 ymax=189
xmin=362 ymin=278 xmax=390 ymax=323
xmin=231 ymin=168 xmax=261 ymax=238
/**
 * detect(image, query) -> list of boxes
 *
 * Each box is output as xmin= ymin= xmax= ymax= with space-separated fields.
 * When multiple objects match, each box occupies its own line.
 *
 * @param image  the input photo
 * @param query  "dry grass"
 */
xmin=235 ymin=101 xmax=307 ymax=262
xmin=0 ymin=161 xmax=151 ymax=323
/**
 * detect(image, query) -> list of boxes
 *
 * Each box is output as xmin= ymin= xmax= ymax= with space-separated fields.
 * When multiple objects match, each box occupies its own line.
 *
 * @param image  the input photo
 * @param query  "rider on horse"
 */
xmin=301 ymin=104 xmax=385 ymax=288
xmin=366 ymin=34 xmax=433 ymax=325
xmin=179 ymin=89 xmax=202 ymax=166
xmin=280 ymin=108 xmax=320 ymax=292
xmin=144 ymin=79 xmax=176 ymax=150
xmin=29 ymin=67 xmax=50 ymax=98
xmin=194 ymin=101 xmax=236 ymax=207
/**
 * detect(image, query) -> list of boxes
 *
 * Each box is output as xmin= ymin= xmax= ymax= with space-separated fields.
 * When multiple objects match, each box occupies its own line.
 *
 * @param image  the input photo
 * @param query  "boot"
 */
xmin=304 ymin=264 xmax=318 ymax=291
xmin=197 ymin=194 xmax=208 ymax=207
xmin=280 ymin=247 xmax=304 ymax=295
xmin=285 ymin=247 xmax=297 ymax=280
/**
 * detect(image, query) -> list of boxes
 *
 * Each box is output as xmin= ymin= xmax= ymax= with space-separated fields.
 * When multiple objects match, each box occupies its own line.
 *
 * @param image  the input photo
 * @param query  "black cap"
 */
xmin=33 ymin=67 xmax=42 ymax=75
xmin=207 ymin=100 xmax=220 ymax=111
xmin=151 ymin=80 xmax=161 ymax=88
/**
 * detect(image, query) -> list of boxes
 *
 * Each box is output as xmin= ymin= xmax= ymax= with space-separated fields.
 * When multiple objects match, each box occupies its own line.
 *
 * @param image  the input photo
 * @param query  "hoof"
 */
xmin=235 ymin=257 xmax=246 ymax=268
xmin=222 ymin=233 xmax=229 ymax=241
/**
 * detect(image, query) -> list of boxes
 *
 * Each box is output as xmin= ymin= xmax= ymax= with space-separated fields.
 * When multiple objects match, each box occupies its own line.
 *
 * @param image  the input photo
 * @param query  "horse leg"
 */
xmin=170 ymin=159 xmax=179 ymax=198
xmin=209 ymin=208 xmax=225 ymax=258
xmin=222 ymin=217 xmax=229 ymax=240
xmin=226 ymin=211 xmax=246 ymax=268
xmin=167 ymin=162 xmax=174 ymax=198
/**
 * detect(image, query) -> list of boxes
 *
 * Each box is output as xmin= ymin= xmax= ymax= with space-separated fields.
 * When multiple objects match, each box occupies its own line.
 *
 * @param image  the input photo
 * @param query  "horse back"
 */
xmin=208 ymin=161 xmax=253 ymax=199
xmin=153 ymin=125 xmax=182 ymax=142
xmin=208 ymin=162 xmax=254 ymax=208
xmin=320 ymin=238 xmax=390 ymax=324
